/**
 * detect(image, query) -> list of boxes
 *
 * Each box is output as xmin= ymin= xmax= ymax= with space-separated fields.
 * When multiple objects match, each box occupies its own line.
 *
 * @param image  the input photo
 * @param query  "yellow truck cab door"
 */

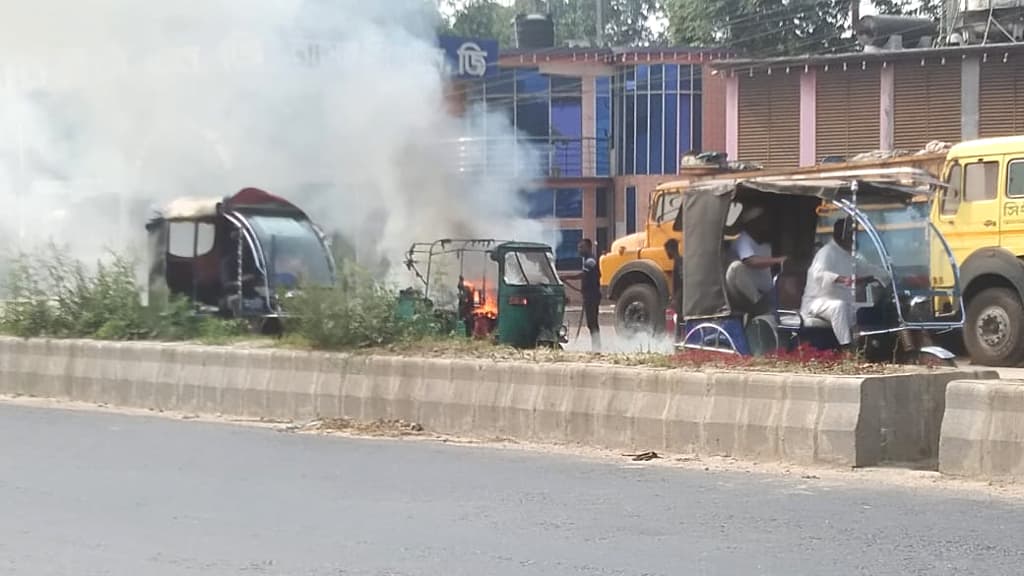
xmin=641 ymin=189 xmax=682 ymax=263
xmin=935 ymin=158 xmax=1001 ymax=262
xmin=999 ymin=156 xmax=1024 ymax=254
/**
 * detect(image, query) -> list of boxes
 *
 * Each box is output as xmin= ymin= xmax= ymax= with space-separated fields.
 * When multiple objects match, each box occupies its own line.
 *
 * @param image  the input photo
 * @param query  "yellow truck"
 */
xmin=930 ymin=135 xmax=1024 ymax=366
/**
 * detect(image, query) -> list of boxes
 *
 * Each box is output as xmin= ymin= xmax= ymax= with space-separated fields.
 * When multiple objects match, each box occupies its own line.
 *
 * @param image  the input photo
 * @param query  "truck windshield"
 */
xmin=244 ymin=214 xmax=334 ymax=287
xmin=504 ymin=251 xmax=561 ymax=286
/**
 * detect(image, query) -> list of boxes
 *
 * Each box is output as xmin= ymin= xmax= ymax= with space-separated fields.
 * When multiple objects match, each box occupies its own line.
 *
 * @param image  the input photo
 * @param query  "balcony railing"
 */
xmin=449 ymin=136 xmax=612 ymax=180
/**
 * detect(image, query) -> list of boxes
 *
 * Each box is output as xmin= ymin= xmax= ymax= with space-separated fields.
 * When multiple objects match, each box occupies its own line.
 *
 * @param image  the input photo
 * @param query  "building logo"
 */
xmin=456 ymin=41 xmax=488 ymax=77
xmin=438 ymin=35 xmax=497 ymax=79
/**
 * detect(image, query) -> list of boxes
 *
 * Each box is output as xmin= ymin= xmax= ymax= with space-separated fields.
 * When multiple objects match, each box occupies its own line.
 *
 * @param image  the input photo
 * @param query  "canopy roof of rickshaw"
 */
xmin=679 ymin=167 xmax=941 ymax=320
xmin=153 ymin=187 xmax=308 ymax=223
xmin=682 ymin=166 xmax=943 ymax=202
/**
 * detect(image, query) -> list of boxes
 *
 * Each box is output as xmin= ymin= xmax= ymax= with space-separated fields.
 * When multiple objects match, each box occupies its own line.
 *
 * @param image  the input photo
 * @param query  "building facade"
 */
xmin=715 ymin=44 xmax=1024 ymax=169
xmin=448 ymin=45 xmax=729 ymax=268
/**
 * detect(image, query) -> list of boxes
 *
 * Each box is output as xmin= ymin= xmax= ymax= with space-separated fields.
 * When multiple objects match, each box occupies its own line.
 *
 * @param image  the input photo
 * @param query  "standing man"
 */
xmin=564 ymin=238 xmax=602 ymax=352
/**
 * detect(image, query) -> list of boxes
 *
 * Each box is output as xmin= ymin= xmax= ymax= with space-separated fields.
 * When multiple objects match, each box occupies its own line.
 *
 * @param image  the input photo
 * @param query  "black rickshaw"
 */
xmin=402 ymin=238 xmax=569 ymax=348
xmin=677 ymin=168 xmax=964 ymax=365
xmin=145 ymin=187 xmax=336 ymax=333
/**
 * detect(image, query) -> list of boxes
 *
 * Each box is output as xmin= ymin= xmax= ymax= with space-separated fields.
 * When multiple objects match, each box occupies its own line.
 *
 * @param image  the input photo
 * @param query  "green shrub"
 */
xmin=0 ymin=247 xmax=247 ymax=342
xmin=283 ymin=261 xmax=446 ymax=350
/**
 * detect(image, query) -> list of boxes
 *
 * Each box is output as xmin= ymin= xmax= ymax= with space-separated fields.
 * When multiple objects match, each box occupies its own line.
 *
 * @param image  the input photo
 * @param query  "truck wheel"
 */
xmin=964 ymin=287 xmax=1024 ymax=367
xmin=615 ymin=284 xmax=664 ymax=337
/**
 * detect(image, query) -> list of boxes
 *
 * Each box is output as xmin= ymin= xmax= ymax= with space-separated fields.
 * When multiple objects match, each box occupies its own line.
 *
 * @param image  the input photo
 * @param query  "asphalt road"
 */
xmin=4 ymin=403 xmax=1024 ymax=576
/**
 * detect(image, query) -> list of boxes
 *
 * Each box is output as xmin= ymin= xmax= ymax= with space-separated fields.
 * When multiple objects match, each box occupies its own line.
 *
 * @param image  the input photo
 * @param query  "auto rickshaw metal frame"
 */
xmin=403 ymin=238 xmax=569 ymax=348
xmin=676 ymin=167 xmax=964 ymax=364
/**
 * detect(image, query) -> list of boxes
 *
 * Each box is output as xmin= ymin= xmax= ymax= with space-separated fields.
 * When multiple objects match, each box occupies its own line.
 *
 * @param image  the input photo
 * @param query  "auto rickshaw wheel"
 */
xmin=964 ymin=287 xmax=1024 ymax=367
xmin=615 ymin=283 xmax=664 ymax=337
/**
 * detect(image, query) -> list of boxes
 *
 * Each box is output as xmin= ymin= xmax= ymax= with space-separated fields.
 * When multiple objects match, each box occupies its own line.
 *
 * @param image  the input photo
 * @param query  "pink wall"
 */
xmin=880 ymin=63 xmax=895 ymax=150
xmin=800 ymin=69 xmax=817 ymax=166
xmin=701 ymin=65 xmax=728 ymax=154
xmin=725 ymin=75 xmax=739 ymax=161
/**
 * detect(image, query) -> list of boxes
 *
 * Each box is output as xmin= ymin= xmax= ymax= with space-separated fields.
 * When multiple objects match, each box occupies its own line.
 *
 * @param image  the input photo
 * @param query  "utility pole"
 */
xmin=596 ymin=0 xmax=604 ymax=46
xmin=851 ymin=0 xmax=860 ymax=32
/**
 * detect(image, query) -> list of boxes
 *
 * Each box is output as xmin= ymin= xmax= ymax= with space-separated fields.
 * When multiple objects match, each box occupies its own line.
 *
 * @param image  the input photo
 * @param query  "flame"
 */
xmin=461 ymin=280 xmax=498 ymax=320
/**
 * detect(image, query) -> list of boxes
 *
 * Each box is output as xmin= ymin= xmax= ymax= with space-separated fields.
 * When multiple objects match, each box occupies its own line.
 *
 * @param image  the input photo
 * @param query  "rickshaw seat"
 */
xmin=774 ymin=258 xmax=833 ymax=331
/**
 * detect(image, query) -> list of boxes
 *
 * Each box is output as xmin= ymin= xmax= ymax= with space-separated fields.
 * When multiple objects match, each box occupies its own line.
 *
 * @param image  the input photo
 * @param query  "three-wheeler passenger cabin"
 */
xmin=145 ymin=187 xmax=335 ymax=324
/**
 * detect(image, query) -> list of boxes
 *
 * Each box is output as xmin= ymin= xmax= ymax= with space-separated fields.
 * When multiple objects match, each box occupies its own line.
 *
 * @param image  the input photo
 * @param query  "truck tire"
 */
xmin=964 ymin=287 xmax=1024 ymax=367
xmin=615 ymin=284 xmax=664 ymax=337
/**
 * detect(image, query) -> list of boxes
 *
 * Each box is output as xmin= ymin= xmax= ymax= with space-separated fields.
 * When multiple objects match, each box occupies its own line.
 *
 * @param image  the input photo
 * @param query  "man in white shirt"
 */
xmin=800 ymin=217 xmax=887 ymax=347
xmin=725 ymin=208 xmax=787 ymax=314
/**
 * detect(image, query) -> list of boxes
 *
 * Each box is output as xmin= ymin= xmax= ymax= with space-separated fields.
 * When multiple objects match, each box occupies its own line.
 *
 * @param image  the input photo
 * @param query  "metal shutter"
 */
xmin=979 ymin=58 xmax=1024 ymax=137
xmin=816 ymin=65 xmax=881 ymax=160
xmin=738 ymin=72 xmax=801 ymax=168
xmin=893 ymin=59 xmax=961 ymax=150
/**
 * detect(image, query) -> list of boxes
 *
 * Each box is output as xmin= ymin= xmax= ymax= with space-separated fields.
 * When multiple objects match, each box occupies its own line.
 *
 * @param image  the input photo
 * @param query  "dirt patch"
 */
xmin=295 ymin=417 xmax=426 ymax=437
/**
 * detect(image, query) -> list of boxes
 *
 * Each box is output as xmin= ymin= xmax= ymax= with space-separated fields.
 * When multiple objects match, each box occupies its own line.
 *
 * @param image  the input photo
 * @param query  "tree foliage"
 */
xmin=666 ymin=0 xmax=944 ymax=56
xmin=440 ymin=0 xmax=666 ymax=48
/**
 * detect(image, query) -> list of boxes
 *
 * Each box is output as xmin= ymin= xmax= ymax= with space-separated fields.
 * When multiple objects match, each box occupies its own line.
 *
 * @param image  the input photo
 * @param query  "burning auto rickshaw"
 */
xmin=677 ymin=168 xmax=963 ymax=365
xmin=403 ymin=239 xmax=569 ymax=348
xmin=145 ymin=187 xmax=336 ymax=333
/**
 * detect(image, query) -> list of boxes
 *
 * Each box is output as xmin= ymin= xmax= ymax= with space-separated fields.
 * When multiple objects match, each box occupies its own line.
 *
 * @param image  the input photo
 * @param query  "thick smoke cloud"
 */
xmin=0 ymin=0 xmax=549 ymax=276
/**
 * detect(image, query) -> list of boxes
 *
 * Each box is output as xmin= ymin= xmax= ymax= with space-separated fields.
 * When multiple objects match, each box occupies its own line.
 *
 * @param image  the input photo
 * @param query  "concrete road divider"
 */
xmin=940 ymin=379 xmax=1024 ymax=481
xmin=0 ymin=338 xmax=992 ymax=469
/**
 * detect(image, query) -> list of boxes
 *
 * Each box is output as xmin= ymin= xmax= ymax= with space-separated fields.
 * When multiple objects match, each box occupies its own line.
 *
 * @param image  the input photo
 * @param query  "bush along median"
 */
xmin=0 ymin=250 xmax=940 ymax=375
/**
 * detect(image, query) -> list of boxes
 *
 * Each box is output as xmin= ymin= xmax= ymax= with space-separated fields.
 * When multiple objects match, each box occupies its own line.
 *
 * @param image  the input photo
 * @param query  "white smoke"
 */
xmin=0 ymin=0 xmax=550 ymax=276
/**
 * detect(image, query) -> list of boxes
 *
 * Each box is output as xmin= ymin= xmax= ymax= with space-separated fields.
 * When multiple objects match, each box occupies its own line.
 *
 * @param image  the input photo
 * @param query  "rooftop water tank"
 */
xmin=514 ymin=13 xmax=555 ymax=49
xmin=856 ymin=15 xmax=938 ymax=48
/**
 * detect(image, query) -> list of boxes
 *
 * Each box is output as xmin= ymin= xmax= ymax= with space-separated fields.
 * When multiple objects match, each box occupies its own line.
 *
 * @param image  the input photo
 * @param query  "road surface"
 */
xmin=4 ymin=402 xmax=1024 ymax=576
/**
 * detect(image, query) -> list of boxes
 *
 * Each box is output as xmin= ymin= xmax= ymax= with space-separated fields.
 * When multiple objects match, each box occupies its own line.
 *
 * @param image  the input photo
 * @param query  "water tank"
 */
xmin=856 ymin=15 xmax=938 ymax=48
xmin=514 ymin=13 xmax=555 ymax=49
xmin=964 ymin=0 xmax=1023 ymax=12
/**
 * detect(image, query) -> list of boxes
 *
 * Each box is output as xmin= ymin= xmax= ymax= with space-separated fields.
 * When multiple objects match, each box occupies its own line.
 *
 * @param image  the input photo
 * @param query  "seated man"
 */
xmin=725 ymin=207 xmax=787 ymax=315
xmin=800 ymin=217 xmax=887 ymax=348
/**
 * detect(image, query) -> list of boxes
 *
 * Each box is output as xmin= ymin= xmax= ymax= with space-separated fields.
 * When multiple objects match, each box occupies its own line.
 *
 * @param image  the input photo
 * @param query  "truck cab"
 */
xmin=599 ymin=186 xmax=684 ymax=335
xmin=932 ymin=135 xmax=1024 ymax=366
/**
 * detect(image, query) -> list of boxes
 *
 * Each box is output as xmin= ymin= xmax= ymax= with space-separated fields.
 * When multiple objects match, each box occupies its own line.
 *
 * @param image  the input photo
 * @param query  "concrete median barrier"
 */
xmin=0 ymin=337 xmax=992 ymax=469
xmin=940 ymin=379 xmax=1024 ymax=481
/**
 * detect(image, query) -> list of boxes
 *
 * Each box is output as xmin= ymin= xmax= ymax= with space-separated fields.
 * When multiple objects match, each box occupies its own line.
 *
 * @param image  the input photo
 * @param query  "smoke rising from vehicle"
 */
xmin=0 ymin=0 xmax=551 ymax=276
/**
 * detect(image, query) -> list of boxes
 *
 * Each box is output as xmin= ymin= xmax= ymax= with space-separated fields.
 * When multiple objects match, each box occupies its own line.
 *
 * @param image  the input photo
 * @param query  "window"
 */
xmin=551 ymin=97 xmax=582 ymax=177
xmin=525 ymin=189 xmax=555 ymax=218
xmin=965 ymin=161 xmax=999 ymax=202
xmin=1008 ymin=160 xmax=1024 ymax=197
xmin=654 ymin=191 xmax=682 ymax=224
xmin=503 ymin=251 xmax=561 ymax=286
xmin=595 ymin=187 xmax=610 ymax=218
xmin=596 ymin=77 xmax=612 ymax=177
xmin=556 ymin=229 xmax=584 ymax=270
xmin=596 ymin=227 xmax=610 ymax=256
xmin=554 ymin=188 xmax=583 ymax=218
xmin=636 ymin=86 xmax=649 ymax=174
xmin=941 ymin=164 xmax=962 ymax=216
xmin=168 ymin=221 xmax=215 ymax=258
xmin=626 ymin=186 xmax=637 ymax=234
xmin=525 ymin=188 xmax=583 ymax=219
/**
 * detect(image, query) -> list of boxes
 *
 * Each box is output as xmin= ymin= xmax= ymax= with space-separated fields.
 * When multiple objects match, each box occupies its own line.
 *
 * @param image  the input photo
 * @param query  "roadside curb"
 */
xmin=0 ymin=337 xmax=995 ymax=471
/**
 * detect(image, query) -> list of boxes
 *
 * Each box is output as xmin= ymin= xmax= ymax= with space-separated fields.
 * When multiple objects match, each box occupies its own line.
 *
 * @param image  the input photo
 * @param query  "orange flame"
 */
xmin=461 ymin=280 xmax=498 ymax=320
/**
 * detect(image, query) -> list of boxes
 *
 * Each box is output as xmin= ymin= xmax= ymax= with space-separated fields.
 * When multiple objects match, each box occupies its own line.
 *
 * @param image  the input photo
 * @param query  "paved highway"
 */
xmin=4 ymin=402 xmax=1024 ymax=576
